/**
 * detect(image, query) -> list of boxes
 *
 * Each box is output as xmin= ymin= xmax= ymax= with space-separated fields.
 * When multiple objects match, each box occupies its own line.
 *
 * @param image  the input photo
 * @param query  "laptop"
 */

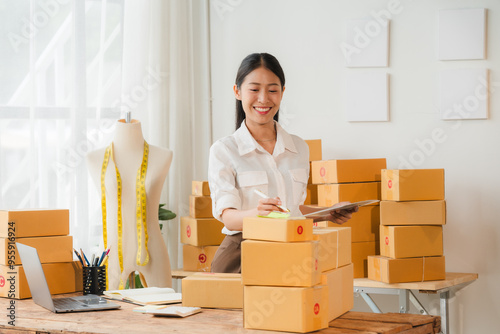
xmin=16 ymin=242 xmax=121 ymax=313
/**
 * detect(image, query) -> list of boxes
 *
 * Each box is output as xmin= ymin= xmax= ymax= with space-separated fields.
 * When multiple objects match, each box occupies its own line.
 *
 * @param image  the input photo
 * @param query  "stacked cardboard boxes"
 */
xmin=181 ymin=181 xmax=225 ymax=272
xmin=304 ymin=140 xmax=322 ymax=205
xmin=241 ymin=216 xmax=353 ymax=332
xmin=182 ymin=272 xmax=243 ymax=309
xmin=310 ymin=158 xmax=387 ymax=278
xmin=368 ymin=169 xmax=446 ymax=283
xmin=0 ymin=209 xmax=82 ymax=299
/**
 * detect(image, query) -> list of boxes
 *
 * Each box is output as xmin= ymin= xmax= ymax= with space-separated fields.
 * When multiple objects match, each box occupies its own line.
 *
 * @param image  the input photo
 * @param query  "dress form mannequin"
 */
xmin=86 ymin=119 xmax=173 ymax=289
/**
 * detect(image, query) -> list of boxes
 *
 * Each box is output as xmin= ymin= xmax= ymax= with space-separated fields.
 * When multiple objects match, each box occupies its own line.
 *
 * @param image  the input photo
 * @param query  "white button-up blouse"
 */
xmin=208 ymin=121 xmax=310 ymax=235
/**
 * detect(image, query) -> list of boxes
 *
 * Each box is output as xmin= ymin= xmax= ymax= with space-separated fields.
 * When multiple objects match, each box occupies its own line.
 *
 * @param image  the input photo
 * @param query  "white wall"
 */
xmin=209 ymin=0 xmax=500 ymax=333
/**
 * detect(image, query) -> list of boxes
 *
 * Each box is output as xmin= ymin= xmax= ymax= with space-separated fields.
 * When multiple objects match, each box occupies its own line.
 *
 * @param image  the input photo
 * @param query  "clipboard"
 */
xmin=303 ymin=200 xmax=380 ymax=217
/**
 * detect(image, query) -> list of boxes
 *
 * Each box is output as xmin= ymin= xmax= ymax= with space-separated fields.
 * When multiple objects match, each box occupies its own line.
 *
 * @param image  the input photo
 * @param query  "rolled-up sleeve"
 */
xmin=208 ymin=141 xmax=241 ymax=221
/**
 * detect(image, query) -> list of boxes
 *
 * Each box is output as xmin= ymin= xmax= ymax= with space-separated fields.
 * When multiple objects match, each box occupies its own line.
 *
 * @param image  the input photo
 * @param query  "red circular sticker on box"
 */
xmin=186 ymin=225 xmax=191 ymax=238
xmin=385 ymin=236 xmax=389 ymax=245
xmin=388 ymin=180 xmax=392 ymax=189
xmin=320 ymin=167 xmax=326 ymax=177
xmin=297 ymin=226 xmax=303 ymax=235
xmin=314 ymin=303 xmax=320 ymax=315
xmin=198 ymin=253 xmax=207 ymax=263
xmin=315 ymin=259 xmax=318 ymax=271
xmin=0 ymin=276 xmax=4 ymax=288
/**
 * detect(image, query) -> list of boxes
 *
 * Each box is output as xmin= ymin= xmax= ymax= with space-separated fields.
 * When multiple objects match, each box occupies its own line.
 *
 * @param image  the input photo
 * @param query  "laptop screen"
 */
xmin=16 ymin=243 xmax=56 ymax=311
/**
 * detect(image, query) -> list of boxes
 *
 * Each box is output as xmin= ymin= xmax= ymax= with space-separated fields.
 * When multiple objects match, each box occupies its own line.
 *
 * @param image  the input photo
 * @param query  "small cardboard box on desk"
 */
xmin=182 ymin=273 xmax=243 ymax=309
xmin=0 ymin=209 xmax=82 ymax=299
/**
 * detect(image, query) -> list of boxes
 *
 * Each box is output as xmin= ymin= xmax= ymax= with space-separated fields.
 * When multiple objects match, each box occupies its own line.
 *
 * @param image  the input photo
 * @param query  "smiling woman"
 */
xmin=207 ymin=53 xmax=354 ymax=273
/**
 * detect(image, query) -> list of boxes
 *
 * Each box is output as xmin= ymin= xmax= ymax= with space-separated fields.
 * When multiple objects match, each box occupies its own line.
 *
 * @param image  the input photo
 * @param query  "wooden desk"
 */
xmin=353 ymin=272 xmax=478 ymax=334
xmin=0 ymin=294 xmax=440 ymax=334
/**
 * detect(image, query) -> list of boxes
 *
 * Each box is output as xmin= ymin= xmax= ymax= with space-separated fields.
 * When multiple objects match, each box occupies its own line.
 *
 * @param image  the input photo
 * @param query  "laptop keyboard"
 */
xmin=53 ymin=298 xmax=89 ymax=310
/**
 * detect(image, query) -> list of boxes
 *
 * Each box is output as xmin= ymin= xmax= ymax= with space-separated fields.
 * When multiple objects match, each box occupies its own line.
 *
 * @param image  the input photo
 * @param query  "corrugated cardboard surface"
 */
xmin=368 ymin=255 xmax=446 ymax=283
xmin=311 ymin=158 xmax=386 ymax=184
xmin=0 ymin=235 xmax=73 ymax=265
xmin=380 ymin=225 xmax=443 ymax=259
xmin=352 ymin=241 xmax=379 ymax=278
xmin=321 ymin=263 xmax=354 ymax=321
xmin=380 ymin=200 xmax=446 ymax=225
xmin=0 ymin=209 xmax=69 ymax=238
xmin=241 ymin=240 xmax=320 ymax=287
xmin=189 ymin=195 xmax=213 ymax=218
xmin=243 ymin=217 xmax=313 ymax=242
xmin=313 ymin=227 xmax=351 ymax=272
xmin=244 ymin=285 xmax=328 ymax=333
xmin=180 ymin=217 xmax=224 ymax=246
xmin=381 ymin=169 xmax=445 ymax=201
xmin=182 ymin=273 xmax=243 ymax=309
xmin=0 ymin=261 xmax=82 ymax=299
xmin=317 ymin=182 xmax=381 ymax=207
xmin=192 ymin=181 xmax=211 ymax=196
xmin=182 ymin=244 xmax=219 ymax=272
xmin=305 ymin=139 xmax=322 ymax=161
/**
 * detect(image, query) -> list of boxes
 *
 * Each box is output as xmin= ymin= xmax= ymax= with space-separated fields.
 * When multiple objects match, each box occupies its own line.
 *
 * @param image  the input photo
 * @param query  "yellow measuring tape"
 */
xmin=101 ymin=141 xmax=150 ymax=290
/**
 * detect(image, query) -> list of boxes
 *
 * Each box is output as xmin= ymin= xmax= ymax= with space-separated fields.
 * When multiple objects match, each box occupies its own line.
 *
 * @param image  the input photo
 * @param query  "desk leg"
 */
xmin=359 ymin=292 xmax=382 ymax=313
xmin=409 ymin=291 xmax=429 ymax=315
xmin=440 ymin=290 xmax=449 ymax=334
xmin=398 ymin=289 xmax=409 ymax=313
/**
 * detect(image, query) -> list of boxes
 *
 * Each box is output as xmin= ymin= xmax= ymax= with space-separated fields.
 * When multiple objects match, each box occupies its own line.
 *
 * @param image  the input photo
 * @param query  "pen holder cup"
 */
xmin=83 ymin=266 xmax=106 ymax=295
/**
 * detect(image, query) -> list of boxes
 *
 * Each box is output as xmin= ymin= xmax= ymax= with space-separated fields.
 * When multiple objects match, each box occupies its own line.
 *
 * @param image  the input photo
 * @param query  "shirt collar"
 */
xmin=234 ymin=120 xmax=298 ymax=156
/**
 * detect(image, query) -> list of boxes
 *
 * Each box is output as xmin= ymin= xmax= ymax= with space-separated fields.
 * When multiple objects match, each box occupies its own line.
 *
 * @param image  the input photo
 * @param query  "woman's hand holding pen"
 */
xmin=256 ymin=196 xmax=287 ymax=216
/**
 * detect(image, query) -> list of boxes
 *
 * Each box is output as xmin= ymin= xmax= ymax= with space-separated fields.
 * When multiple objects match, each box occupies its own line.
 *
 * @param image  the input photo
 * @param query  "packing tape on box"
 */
xmin=421 ymin=257 xmax=425 ymax=282
xmin=101 ymin=141 xmax=151 ymax=289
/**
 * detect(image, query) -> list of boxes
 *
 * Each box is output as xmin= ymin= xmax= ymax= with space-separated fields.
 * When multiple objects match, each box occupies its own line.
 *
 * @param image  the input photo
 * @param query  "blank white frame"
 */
xmin=439 ymin=68 xmax=489 ymax=120
xmin=345 ymin=72 xmax=389 ymax=122
xmin=438 ymin=8 xmax=486 ymax=60
xmin=343 ymin=19 xmax=389 ymax=67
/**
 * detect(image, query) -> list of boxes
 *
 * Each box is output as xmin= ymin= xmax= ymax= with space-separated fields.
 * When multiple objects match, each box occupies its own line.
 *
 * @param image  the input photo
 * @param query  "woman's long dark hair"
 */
xmin=235 ymin=53 xmax=285 ymax=130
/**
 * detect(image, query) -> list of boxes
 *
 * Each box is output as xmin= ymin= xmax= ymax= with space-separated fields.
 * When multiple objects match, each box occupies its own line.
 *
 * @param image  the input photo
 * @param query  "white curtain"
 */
xmin=0 ymin=0 xmax=212 ymax=284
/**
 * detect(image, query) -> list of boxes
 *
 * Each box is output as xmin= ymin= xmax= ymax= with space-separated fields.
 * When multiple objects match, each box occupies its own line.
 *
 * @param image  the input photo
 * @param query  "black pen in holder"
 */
xmin=83 ymin=266 xmax=106 ymax=295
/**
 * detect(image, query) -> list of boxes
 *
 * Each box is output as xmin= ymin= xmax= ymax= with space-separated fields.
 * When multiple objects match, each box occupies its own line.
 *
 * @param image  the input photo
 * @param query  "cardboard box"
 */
xmin=317 ymin=182 xmax=380 ymax=207
xmin=305 ymin=184 xmax=318 ymax=205
xmin=368 ymin=255 xmax=446 ymax=283
xmin=189 ymin=195 xmax=213 ymax=218
xmin=352 ymin=241 xmax=379 ymax=278
xmin=241 ymin=240 xmax=320 ymax=287
xmin=244 ymin=285 xmax=328 ymax=333
xmin=180 ymin=217 xmax=224 ymax=246
xmin=242 ymin=217 xmax=313 ymax=242
xmin=381 ymin=169 xmax=445 ymax=201
xmin=0 ymin=209 xmax=69 ymax=238
xmin=311 ymin=159 xmax=386 ymax=184
xmin=313 ymin=227 xmax=351 ymax=272
xmin=182 ymin=244 xmax=219 ymax=272
xmin=380 ymin=200 xmax=446 ymax=226
xmin=314 ymin=205 xmax=380 ymax=242
xmin=305 ymin=139 xmax=322 ymax=161
xmin=380 ymin=225 xmax=443 ymax=259
xmin=0 ymin=235 xmax=73 ymax=265
xmin=182 ymin=273 xmax=243 ymax=309
xmin=0 ymin=261 xmax=82 ymax=299
xmin=321 ymin=263 xmax=354 ymax=321
xmin=192 ymin=181 xmax=210 ymax=196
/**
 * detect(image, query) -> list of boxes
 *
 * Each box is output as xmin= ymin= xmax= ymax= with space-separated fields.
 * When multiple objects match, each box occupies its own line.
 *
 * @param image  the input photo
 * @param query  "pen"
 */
xmin=91 ymin=254 xmax=96 ymax=267
xmin=81 ymin=248 xmax=90 ymax=266
xmin=100 ymin=254 xmax=109 ymax=266
xmin=73 ymin=249 xmax=84 ymax=266
xmin=254 ymin=189 xmax=290 ymax=212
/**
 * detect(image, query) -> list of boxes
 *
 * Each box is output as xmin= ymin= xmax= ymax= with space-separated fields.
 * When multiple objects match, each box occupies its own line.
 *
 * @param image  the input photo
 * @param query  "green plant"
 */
xmin=158 ymin=203 xmax=176 ymax=230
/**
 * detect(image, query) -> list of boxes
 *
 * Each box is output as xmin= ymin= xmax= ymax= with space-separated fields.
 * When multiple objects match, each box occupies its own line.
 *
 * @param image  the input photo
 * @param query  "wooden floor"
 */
xmin=0 ymin=294 xmax=440 ymax=334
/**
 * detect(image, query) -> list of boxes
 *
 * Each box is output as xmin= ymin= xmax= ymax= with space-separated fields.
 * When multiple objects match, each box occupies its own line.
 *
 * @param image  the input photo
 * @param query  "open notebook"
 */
xmin=103 ymin=287 xmax=182 ymax=305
